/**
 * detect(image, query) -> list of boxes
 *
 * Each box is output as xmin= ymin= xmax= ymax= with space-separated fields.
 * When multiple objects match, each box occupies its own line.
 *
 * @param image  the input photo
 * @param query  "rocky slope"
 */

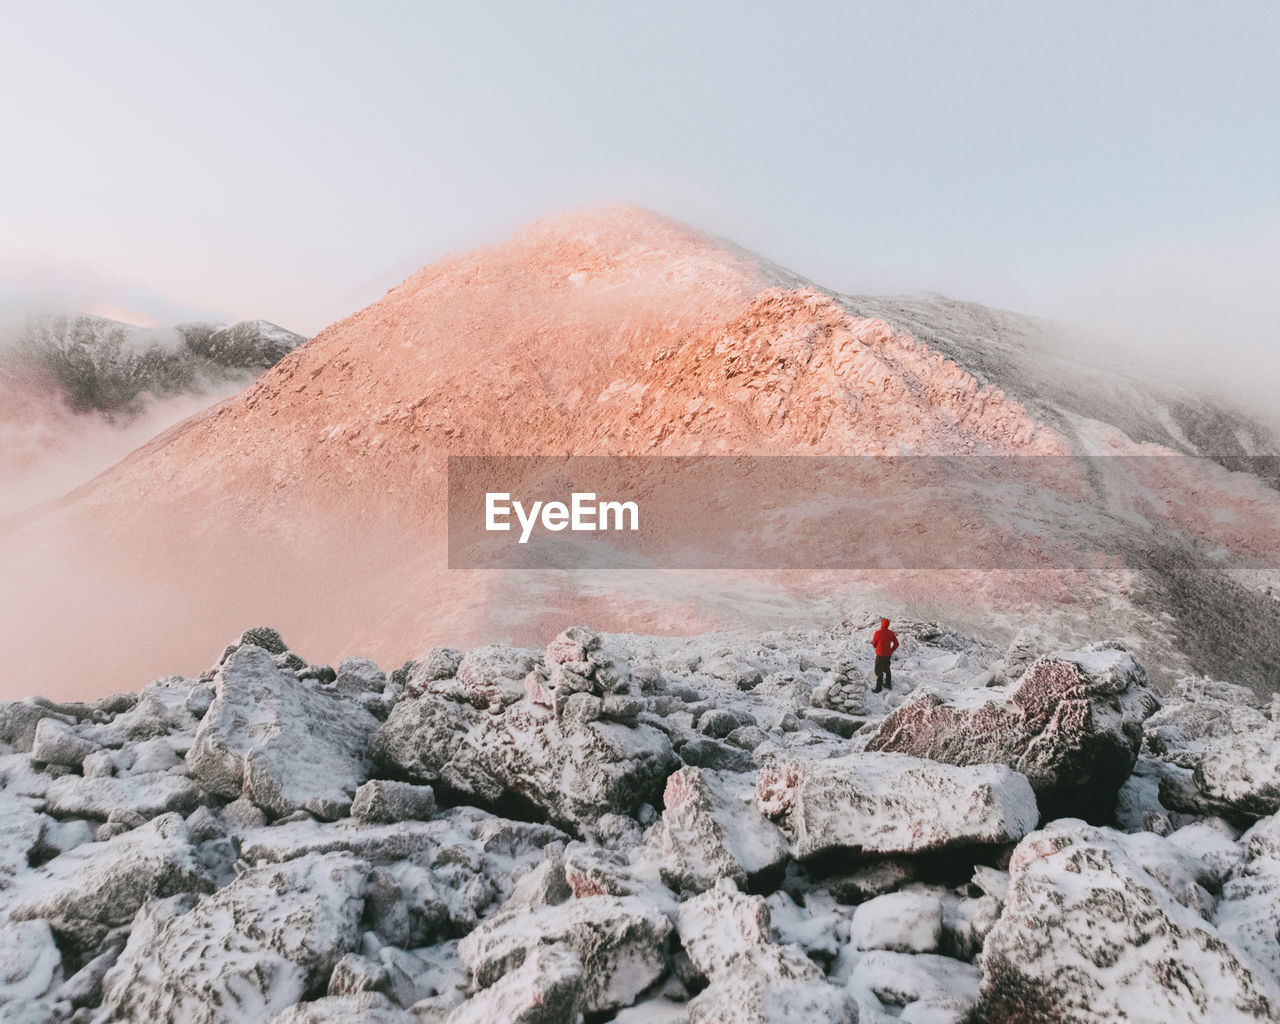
xmin=2 ymin=621 xmax=1277 ymax=1023
xmin=1 ymin=207 xmax=1277 ymax=698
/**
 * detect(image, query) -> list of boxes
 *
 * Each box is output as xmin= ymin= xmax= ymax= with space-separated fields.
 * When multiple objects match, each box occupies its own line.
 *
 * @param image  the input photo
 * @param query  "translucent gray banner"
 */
xmin=447 ymin=456 xmax=1280 ymax=570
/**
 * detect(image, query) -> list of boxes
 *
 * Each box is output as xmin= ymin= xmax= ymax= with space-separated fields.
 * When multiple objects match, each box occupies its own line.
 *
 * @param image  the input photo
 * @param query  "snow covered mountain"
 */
xmin=0 ymin=206 xmax=1276 ymax=698
xmin=0 ymin=313 xmax=305 ymax=514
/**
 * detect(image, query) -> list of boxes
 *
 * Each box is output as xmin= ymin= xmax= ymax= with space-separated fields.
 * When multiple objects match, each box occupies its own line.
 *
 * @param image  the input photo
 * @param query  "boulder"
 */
xmin=187 ymin=645 xmax=379 ymax=820
xmin=270 ymin=993 xmax=414 ymax=1024
xmin=376 ymin=693 xmax=675 ymax=833
xmin=0 ymin=919 xmax=63 ymax=1010
xmin=1214 ymin=858 xmax=1280 ymax=992
xmin=0 ymin=699 xmax=70 ymax=753
xmin=868 ymin=643 xmax=1158 ymax=819
xmin=677 ymin=881 xmax=858 ymax=1023
xmin=1192 ymin=720 xmax=1280 ymax=819
xmin=444 ymin=946 xmax=583 ymax=1024
xmin=757 ymin=752 xmax=1038 ymax=860
xmin=95 ymin=852 xmax=369 ymax=1023
xmin=30 ymin=717 xmax=100 ymax=768
xmin=457 ymin=895 xmax=671 ymax=1014
xmin=350 ymin=780 xmax=436 ymax=823
xmin=43 ymin=770 xmax=199 ymax=821
xmin=974 ymin=820 xmax=1280 ymax=1022
xmin=0 ymin=791 xmax=43 ymax=888
xmin=848 ymin=949 xmax=980 ymax=1021
xmin=656 ymin=767 xmax=789 ymax=893
xmin=851 ymin=891 xmax=944 ymax=953
xmin=9 ymin=813 xmax=212 ymax=948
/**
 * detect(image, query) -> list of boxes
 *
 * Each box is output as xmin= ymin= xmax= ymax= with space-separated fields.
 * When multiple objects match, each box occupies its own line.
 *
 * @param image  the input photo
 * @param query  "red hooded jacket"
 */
xmin=871 ymin=618 xmax=898 ymax=658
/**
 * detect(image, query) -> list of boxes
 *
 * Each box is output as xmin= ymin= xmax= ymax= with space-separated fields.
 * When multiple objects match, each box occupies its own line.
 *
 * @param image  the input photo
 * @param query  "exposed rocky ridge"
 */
xmin=1 ymin=621 xmax=1277 ymax=1023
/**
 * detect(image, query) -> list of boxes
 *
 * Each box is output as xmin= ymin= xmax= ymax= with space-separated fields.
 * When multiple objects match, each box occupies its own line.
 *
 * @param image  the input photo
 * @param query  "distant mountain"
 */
xmin=2 ymin=313 xmax=304 ymax=414
xmin=0 ymin=207 xmax=1276 ymax=698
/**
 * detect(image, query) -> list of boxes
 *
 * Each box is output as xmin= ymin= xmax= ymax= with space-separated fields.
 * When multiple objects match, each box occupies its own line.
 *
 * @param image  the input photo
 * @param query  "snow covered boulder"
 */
xmin=0 ymin=920 xmax=64 ymax=1021
xmin=187 ymin=645 xmax=380 ymax=820
xmin=350 ymin=779 xmax=436 ymax=823
xmin=457 ymin=895 xmax=671 ymax=1014
xmin=0 ymin=791 xmax=43 ymax=889
xmin=847 ymin=949 xmax=980 ymax=1022
xmin=677 ymin=880 xmax=858 ymax=1024
xmin=851 ymin=891 xmax=944 ymax=953
xmin=975 ymin=820 xmax=1280 ymax=1023
xmin=30 ymin=716 xmax=100 ymax=767
xmin=1192 ymin=718 xmax=1280 ymax=819
xmin=868 ymin=642 xmax=1158 ymax=820
xmin=757 ymin=752 xmax=1038 ymax=860
xmin=270 ymin=993 xmax=414 ymax=1024
xmin=656 ymin=767 xmax=789 ymax=893
xmin=8 ymin=812 xmax=212 ymax=948
xmin=95 ymin=851 xmax=369 ymax=1024
xmin=375 ymin=692 xmax=675 ymax=834
xmin=43 ymin=770 xmax=199 ymax=821
xmin=445 ymin=946 xmax=584 ymax=1024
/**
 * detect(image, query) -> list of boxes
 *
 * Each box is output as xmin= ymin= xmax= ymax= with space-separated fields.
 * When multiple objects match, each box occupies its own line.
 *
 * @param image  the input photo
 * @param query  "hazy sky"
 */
xmin=2 ymin=1 xmax=1277 ymax=340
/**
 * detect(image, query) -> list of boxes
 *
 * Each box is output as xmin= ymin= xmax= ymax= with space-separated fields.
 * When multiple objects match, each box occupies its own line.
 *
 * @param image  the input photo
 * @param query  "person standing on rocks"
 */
xmin=871 ymin=618 xmax=898 ymax=692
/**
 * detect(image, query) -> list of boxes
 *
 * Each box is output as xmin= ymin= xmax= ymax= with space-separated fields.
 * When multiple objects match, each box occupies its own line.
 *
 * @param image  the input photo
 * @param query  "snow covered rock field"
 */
xmin=0 ymin=620 xmax=1277 ymax=1023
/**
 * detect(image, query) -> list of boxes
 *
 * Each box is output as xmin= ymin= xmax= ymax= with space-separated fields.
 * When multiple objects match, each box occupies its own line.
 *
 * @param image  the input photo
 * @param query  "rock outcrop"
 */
xmin=868 ymin=643 xmax=1158 ymax=819
xmin=757 ymin=752 xmax=1039 ymax=860
xmin=187 ymin=644 xmax=379 ymax=820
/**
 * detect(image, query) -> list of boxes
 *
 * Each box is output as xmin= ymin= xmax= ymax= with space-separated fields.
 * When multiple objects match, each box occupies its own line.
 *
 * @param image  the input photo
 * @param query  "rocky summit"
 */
xmin=0 ymin=620 xmax=1278 ymax=1023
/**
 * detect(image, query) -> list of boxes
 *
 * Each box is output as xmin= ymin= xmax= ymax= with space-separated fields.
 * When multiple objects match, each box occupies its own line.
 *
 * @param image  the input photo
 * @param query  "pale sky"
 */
xmin=2 ymin=1 xmax=1277 ymax=341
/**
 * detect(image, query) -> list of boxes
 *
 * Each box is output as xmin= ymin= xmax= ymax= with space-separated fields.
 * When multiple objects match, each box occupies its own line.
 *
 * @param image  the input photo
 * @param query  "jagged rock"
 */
xmin=221 ymin=795 xmax=268 ymax=830
xmin=868 ymin=643 xmax=1158 ymax=819
xmin=30 ymin=718 xmax=100 ymax=767
xmin=271 ymin=993 xmax=414 ymax=1023
xmin=757 ymin=752 xmax=1038 ymax=859
xmin=1192 ymin=718 xmax=1280 ymax=819
xmin=656 ymin=767 xmax=789 ymax=893
xmin=445 ymin=946 xmax=583 ymax=1024
xmin=0 ymin=791 xmax=43 ymax=888
xmin=376 ymin=693 xmax=675 ymax=833
xmin=0 ymin=920 xmax=63 ymax=1018
xmin=851 ymin=891 xmax=944 ymax=953
xmin=56 ymin=939 xmax=124 ymax=1010
xmin=9 ymin=813 xmax=212 ymax=947
xmin=0 ymin=700 xmax=69 ymax=753
xmin=43 ymin=770 xmax=199 ymax=821
xmin=327 ymin=952 xmax=391 ymax=996
xmin=414 ymin=643 xmax=541 ymax=710
xmin=458 ymin=895 xmax=671 ymax=1014
xmin=506 ymin=854 xmax=573 ymax=910
xmin=803 ymin=707 xmax=863 ymax=738
xmin=848 ymin=949 xmax=981 ymax=1021
xmin=1215 ymin=858 xmax=1280 ymax=992
xmin=974 ymin=820 xmax=1280 ymax=1022
xmin=678 ymin=881 xmax=858 ymax=1023
xmin=1243 ymin=814 xmax=1280 ymax=861
xmin=187 ymin=645 xmax=379 ymax=820
xmin=350 ymin=780 xmax=436 ymax=823
xmin=95 ymin=852 xmax=369 ymax=1023
xmin=675 ymin=736 xmax=755 ymax=773
xmin=1143 ymin=677 xmax=1264 ymax=768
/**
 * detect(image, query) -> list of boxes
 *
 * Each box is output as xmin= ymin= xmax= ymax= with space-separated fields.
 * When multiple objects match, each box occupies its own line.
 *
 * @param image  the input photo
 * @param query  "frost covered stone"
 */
xmin=0 ymin=791 xmax=43 ymax=888
xmin=350 ymin=779 xmax=436 ymax=823
xmin=30 ymin=717 xmax=100 ymax=767
xmin=43 ymin=770 xmax=199 ymax=821
xmin=376 ymin=692 xmax=675 ymax=832
xmin=458 ymin=895 xmax=671 ymax=1014
xmin=8 ymin=812 xmax=212 ymax=947
xmin=975 ymin=820 xmax=1280 ymax=1022
xmin=851 ymin=891 xmax=944 ymax=953
xmin=656 ymin=766 xmax=788 ymax=893
xmin=869 ymin=643 xmax=1158 ymax=819
xmin=444 ymin=946 xmax=583 ymax=1024
xmin=0 ymin=919 xmax=63 ymax=1018
xmin=678 ymin=881 xmax=858 ymax=1023
xmin=95 ymin=852 xmax=369 ymax=1023
xmin=187 ymin=645 xmax=379 ymax=819
xmin=758 ymin=752 xmax=1039 ymax=859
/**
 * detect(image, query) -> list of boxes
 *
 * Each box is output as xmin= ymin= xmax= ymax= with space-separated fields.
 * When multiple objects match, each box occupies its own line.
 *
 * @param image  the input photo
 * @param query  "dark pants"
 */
xmin=874 ymin=656 xmax=892 ymax=689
